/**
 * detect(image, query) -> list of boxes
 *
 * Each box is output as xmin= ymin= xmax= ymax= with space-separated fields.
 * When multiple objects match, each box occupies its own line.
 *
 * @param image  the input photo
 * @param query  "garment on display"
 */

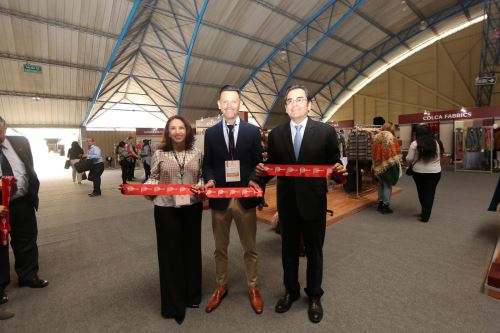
xmin=455 ymin=125 xmax=494 ymax=173
xmin=344 ymin=125 xmax=380 ymax=195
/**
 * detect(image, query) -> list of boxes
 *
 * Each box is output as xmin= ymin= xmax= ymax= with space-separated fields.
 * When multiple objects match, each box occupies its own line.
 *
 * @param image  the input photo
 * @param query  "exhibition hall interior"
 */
xmin=1 ymin=0 xmax=500 ymax=331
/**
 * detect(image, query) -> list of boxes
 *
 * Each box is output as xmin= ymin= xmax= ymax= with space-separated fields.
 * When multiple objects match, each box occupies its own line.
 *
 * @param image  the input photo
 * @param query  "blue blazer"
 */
xmin=202 ymin=120 xmax=263 ymax=210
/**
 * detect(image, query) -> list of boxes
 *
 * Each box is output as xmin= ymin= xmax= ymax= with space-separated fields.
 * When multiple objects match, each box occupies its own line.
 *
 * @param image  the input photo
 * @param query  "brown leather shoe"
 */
xmin=205 ymin=285 xmax=227 ymax=313
xmin=0 ymin=308 xmax=14 ymax=320
xmin=248 ymin=287 xmax=264 ymax=314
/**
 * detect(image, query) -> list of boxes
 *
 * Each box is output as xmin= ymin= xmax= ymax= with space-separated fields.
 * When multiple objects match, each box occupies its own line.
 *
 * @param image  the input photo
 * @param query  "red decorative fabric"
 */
xmin=1 ymin=176 xmax=15 ymax=246
xmin=120 ymin=184 xmax=263 ymax=198
xmin=263 ymin=164 xmax=333 ymax=178
xmin=372 ymin=131 xmax=401 ymax=178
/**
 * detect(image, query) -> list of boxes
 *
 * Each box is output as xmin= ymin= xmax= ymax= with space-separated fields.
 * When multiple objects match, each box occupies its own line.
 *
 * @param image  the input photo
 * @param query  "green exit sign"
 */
xmin=24 ymin=64 xmax=42 ymax=74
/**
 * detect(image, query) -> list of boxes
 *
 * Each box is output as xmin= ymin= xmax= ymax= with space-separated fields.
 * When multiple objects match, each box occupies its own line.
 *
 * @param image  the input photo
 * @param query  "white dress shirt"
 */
xmin=0 ymin=138 xmax=29 ymax=199
xmin=290 ymin=117 xmax=308 ymax=145
xmin=222 ymin=116 xmax=240 ymax=151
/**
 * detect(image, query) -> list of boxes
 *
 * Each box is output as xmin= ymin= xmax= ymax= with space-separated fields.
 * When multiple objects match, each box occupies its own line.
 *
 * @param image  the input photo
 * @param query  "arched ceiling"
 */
xmin=0 ymin=0 xmax=486 ymax=128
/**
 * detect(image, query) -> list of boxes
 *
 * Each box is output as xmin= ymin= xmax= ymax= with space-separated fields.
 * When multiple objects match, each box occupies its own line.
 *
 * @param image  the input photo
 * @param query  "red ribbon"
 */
xmin=0 ymin=176 xmax=15 ymax=246
xmin=121 ymin=184 xmax=193 ymax=195
xmin=262 ymin=164 xmax=331 ymax=177
xmin=204 ymin=187 xmax=263 ymax=198
xmin=262 ymin=164 xmax=346 ymax=183
xmin=120 ymin=184 xmax=263 ymax=198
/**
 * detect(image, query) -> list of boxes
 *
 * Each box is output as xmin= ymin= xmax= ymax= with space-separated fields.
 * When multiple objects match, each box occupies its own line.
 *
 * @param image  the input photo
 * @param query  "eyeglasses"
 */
xmin=285 ymin=96 xmax=307 ymax=105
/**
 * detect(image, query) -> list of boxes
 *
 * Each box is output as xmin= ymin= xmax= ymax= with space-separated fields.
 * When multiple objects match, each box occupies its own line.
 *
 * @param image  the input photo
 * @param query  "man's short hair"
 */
xmin=0 ymin=116 xmax=5 ymax=127
xmin=285 ymin=84 xmax=312 ymax=102
xmin=373 ymin=116 xmax=385 ymax=126
xmin=219 ymin=85 xmax=241 ymax=99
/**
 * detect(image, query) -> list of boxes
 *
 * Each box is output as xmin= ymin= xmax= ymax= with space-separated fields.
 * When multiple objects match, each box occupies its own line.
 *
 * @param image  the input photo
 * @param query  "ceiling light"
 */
xmin=419 ymin=20 xmax=428 ymax=31
xmin=32 ymin=96 xmax=41 ymax=101
xmin=279 ymin=49 xmax=287 ymax=62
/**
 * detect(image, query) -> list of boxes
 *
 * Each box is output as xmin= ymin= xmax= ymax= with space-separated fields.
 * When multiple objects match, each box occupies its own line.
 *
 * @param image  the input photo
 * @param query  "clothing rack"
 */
xmin=454 ymin=125 xmax=493 ymax=174
xmin=349 ymin=124 xmax=381 ymax=196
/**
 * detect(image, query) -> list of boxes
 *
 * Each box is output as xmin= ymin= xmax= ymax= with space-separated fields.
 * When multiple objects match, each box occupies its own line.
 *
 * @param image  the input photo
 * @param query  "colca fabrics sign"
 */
xmin=399 ymin=107 xmax=500 ymax=124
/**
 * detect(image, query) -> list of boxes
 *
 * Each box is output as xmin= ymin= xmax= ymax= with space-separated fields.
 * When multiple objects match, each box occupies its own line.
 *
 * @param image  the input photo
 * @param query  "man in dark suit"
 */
xmin=257 ymin=84 xmax=346 ymax=323
xmin=0 ymin=116 xmax=49 ymax=306
xmin=203 ymin=85 xmax=264 ymax=314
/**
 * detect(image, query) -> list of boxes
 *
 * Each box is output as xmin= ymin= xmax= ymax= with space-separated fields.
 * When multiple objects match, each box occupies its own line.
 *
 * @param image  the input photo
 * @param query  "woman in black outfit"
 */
xmin=67 ymin=141 xmax=84 ymax=184
xmin=406 ymin=125 xmax=442 ymax=222
xmin=146 ymin=116 xmax=204 ymax=324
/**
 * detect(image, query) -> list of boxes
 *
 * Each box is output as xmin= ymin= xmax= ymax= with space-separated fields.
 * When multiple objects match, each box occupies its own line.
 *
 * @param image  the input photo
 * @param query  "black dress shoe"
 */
xmin=308 ymin=297 xmax=323 ymax=323
xmin=88 ymin=192 xmax=101 ymax=197
xmin=0 ymin=291 xmax=7 ymax=304
xmin=186 ymin=304 xmax=199 ymax=308
xmin=275 ymin=293 xmax=299 ymax=313
xmin=175 ymin=315 xmax=185 ymax=325
xmin=19 ymin=276 xmax=49 ymax=288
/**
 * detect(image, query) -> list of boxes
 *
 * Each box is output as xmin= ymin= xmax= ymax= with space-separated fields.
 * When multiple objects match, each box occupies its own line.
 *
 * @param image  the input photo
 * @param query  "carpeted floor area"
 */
xmin=1 ymin=168 xmax=500 ymax=332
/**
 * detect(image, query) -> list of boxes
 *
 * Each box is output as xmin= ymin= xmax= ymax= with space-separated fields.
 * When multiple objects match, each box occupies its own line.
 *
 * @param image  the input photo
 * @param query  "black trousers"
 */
xmin=127 ymin=158 xmax=136 ymax=180
xmin=280 ymin=201 xmax=326 ymax=298
xmin=89 ymin=162 xmax=104 ymax=194
xmin=154 ymin=202 xmax=203 ymax=318
xmin=412 ymin=172 xmax=441 ymax=221
xmin=0 ymin=195 xmax=39 ymax=291
xmin=488 ymin=176 xmax=500 ymax=211
xmin=143 ymin=162 xmax=151 ymax=181
xmin=119 ymin=160 xmax=129 ymax=184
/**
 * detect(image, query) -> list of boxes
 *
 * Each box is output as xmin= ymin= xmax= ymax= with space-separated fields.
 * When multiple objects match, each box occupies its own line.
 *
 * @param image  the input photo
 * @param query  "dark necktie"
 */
xmin=227 ymin=124 xmax=235 ymax=156
xmin=0 ymin=144 xmax=14 ymax=176
xmin=293 ymin=125 xmax=303 ymax=160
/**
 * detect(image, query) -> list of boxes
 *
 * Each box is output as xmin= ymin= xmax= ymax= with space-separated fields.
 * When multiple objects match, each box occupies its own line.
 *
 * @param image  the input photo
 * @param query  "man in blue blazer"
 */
xmin=203 ymin=85 xmax=264 ymax=314
xmin=0 ymin=116 xmax=48 ymax=307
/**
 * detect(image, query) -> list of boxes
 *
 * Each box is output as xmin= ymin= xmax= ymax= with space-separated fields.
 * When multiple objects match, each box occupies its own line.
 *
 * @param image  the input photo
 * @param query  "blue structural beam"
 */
xmin=240 ymin=0 xmax=340 ymax=126
xmin=262 ymin=0 xmax=363 ymax=127
xmin=177 ymin=0 xmax=210 ymax=114
xmin=82 ymin=0 xmax=142 ymax=127
xmin=318 ymin=0 xmax=483 ymax=121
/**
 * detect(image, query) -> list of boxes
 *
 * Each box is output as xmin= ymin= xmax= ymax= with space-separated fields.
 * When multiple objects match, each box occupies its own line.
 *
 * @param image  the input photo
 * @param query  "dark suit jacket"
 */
xmin=7 ymin=136 xmax=40 ymax=210
xmin=267 ymin=118 xmax=340 ymax=221
xmin=203 ymin=120 xmax=263 ymax=210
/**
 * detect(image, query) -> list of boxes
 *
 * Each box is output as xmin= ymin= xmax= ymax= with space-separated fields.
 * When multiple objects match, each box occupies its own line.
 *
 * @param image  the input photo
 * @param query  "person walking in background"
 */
xmin=67 ymin=141 xmax=84 ymax=184
xmin=0 ymin=116 xmax=49 ymax=310
xmin=146 ymin=116 xmax=204 ymax=325
xmin=406 ymin=125 xmax=442 ymax=223
xmin=126 ymin=136 xmax=139 ymax=181
xmin=140 ymin=139 xmax=152 ymax=182
xmin=372 ymin=122 xmax=401 ymax=214
xmin=116 ymin=141 xmax=130 ymax=185
xmin=83 ymin=138 xmax=104 ymax=197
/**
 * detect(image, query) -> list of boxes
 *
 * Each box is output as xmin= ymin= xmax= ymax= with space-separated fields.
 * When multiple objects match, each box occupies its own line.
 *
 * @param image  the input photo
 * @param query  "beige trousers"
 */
xmin=211 ymin=198 xmax=258 ymax=288
xmin=70 ymin=159 xmax=82 ymax=183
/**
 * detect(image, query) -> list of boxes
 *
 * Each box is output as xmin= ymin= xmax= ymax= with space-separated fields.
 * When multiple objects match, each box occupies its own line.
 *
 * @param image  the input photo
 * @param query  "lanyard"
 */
xmin=173 ymin=150 xmax=187 ymax=182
